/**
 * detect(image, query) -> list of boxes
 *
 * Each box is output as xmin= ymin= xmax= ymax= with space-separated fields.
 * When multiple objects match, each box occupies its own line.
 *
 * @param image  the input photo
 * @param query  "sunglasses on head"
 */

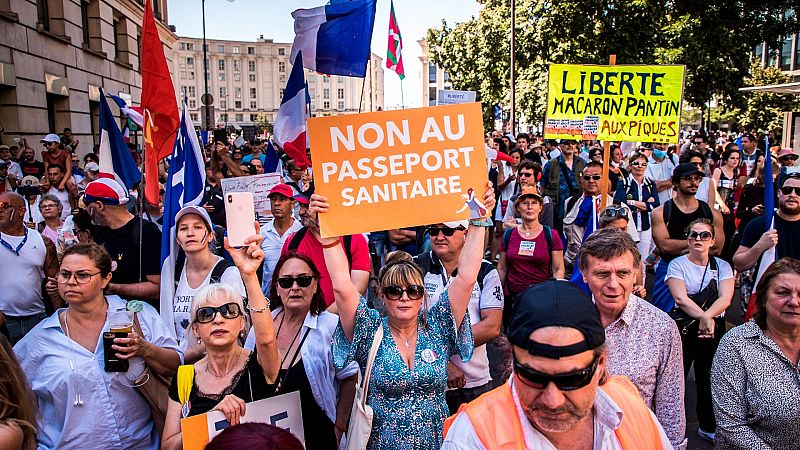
xmin=195 ymin=302 xmax=242 ymax=324
xmin=780 ymin=186 xmax=800 ymax=196
xmin=686 ymin=230 xmax=713 ymax=241
xmin=514 ymin=356 xmax=599 ymax=391
xmin=582 ymin=175 xmax=601 ymax=181
xmin=277 ymin=275 xmax=316 ymax=289
xmin=603 ymin=206 xmax=629 ymax=220
xmin=382 ymin=285 xmax=425 ymax=301
xmin=428 ymin=226 xmax=464 ymax=237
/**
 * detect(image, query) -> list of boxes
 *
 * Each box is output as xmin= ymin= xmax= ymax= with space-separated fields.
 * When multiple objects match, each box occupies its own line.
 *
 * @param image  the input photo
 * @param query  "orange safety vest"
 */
xmin=443 ymin=376 xmax=664 ymax=450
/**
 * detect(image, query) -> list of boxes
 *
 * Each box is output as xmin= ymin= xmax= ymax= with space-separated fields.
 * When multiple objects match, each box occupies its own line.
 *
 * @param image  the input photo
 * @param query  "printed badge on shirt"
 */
xmin=518 ymin=240 xmax=536 ymax=256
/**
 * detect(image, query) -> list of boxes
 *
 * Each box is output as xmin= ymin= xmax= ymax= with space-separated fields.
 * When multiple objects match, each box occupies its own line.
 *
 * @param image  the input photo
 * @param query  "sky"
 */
xmin=167 ymin=0 xmax=483 ymax=108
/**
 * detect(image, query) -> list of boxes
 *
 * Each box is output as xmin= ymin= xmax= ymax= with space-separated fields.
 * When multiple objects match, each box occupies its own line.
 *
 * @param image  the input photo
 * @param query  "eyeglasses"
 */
xmin=276 ymin=275 xmax=316 ymax=289
xmin=40 ymin=203 xmax=57 ymax=209
xmin=680 ymin=175 xmax=703 ymax=183
xmin=428 ymin=226 xmax=464 ymax=237
xmin=56 ymin=270 xmax=101 ymax=284
xmin=780 ymin=186 xmax=800 ymax=196
xmin=514 ymin=356 xmax=599 ymax=391
xmin=628 ymin=161 xmax=647 ymax=167
xmin=686 ymin=230 xmax=713 ymax=241
xmin=582 ymin=175 xmax=602 ymax=181
xmin=195 ymin=302 xmax=243 ymax=324
xmin=603 ymin=206 xmax=629 ymax=220
xmin=382 ymin=285 xmax=425 ymax=301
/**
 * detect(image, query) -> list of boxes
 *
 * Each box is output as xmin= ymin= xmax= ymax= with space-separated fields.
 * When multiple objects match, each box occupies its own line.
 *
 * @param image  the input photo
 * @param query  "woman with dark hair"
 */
xmin=606 ymin=144 xmax=628 ymax=193
xmin=205 ymin=423 xmax=303 ymax=450
xmin=14 ymin=242 xmax=181 ymax=449
xmin=614 ymin=151 xmax=659 ymax=265
xmin=712 ymin=148 xmax=741 ymax=260
xmin=244 ymin=251 xmax=358 ymax=449
xmin=712 ymin=257 xmax=800 ymax=449
xmin=0 ymin=334 xmax=37 ymax=450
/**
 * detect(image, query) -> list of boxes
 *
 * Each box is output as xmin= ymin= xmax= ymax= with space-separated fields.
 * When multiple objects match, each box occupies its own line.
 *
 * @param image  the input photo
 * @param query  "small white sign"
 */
xmin=220 ymin=173 xmax=282 ymax=216
xmin=437 ymin=89 xmax=477 ymax=105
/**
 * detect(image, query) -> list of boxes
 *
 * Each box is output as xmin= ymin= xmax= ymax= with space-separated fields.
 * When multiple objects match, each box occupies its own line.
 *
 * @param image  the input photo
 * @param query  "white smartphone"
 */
xmin=224 ymin=192 xmax=255 ymax=247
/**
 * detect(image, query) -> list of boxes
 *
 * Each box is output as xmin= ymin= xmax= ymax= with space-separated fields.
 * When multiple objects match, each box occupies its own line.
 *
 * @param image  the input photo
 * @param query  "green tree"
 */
xmin=738 ymin=62 xmax=800 ymax=132
xmin=254 ymin=113 xmax=273 ymax=135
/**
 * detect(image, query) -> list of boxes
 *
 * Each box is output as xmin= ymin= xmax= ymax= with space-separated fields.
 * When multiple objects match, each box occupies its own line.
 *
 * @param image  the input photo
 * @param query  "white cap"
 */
xmin=175 ymin=205 xmax=214 ymax=231
xmin=84 ymin=162 xmax=100 ymax=172
xmin=441 ymin=219 xmax=469 ymax=229
xmin=40 ymin=134 xmax=61 ymax=143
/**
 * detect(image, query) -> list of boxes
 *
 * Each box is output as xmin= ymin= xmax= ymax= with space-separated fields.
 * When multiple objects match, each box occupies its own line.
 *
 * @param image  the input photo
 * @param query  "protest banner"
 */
xmin=308 ymin=103 xmax=489 ymax=238
xmin=437 ymin=89 xmax=477 ymax=105
xmin=545 ymin=64 xmax=685 ymax=143
xmin=220 ymin=173 xmax=282 ymax=216
xmin=180 ymin=391 xmax=304 ymax=450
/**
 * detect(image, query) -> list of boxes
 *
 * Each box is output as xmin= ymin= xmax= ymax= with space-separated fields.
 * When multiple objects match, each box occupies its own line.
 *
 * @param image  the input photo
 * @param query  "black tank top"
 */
xmin=663 ymin=199 xmax=714 ymax=262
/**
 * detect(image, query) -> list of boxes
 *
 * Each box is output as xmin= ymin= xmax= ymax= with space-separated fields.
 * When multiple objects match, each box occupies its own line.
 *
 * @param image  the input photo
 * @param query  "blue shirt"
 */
xmin=14 ymin=295 xmax=181 ymax=450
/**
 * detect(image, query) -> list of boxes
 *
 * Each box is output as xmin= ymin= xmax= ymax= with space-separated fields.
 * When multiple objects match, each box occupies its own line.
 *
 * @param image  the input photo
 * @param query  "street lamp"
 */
xmin=200 ymin=0 xmax=235 ymax=131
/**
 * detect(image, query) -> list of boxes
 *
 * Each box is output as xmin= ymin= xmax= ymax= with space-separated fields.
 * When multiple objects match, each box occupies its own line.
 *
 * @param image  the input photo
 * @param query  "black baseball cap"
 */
xmin=508 ymin=280 xmax=605 ymax=359
xmin=671 ymin=163 xmax=705 ymax=183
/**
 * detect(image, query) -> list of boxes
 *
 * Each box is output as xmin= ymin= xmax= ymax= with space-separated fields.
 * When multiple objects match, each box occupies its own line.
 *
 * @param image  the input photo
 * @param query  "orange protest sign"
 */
xmin=308 ymin=103 xmax=489 ymax=238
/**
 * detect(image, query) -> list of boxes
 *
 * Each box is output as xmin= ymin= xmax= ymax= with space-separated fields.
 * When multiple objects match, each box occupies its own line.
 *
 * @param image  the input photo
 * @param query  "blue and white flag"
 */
xmin=159 ymin=99 xmax=206 ymax=334
xmin=290 ymin=0 xmax=377 ymax=77
xmin=98 ymin=89 xmax=141 ymax=190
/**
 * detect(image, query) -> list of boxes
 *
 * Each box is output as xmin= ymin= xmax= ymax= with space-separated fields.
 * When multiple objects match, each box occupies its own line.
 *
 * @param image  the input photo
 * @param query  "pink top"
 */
xmin=501 ymin=227 xmax=563 ymax=295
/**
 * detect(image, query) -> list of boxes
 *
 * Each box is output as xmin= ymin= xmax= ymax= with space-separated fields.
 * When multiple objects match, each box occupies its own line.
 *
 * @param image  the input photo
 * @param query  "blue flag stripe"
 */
xmin=98 ymin=89 xmax=141 ymax=189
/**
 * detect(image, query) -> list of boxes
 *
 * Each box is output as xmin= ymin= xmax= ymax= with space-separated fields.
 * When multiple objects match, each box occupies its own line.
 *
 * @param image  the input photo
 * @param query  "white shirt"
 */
xmin=0 ymin=229 xmax=46 ymax=315
xmin=260 ymin=217 xmax=302 ymax=293
xmin=442 ymin=376 xmax=673 ymax=450
xmin=171 ymin=256 xmax=246 ymax=346
xmin=3 ymin=159 xmax=22 ymax=179
xmin=645 ymin=155 xmax=677 ymax=204
xmin=696 ymin=177 xmax=710 ymax=203
xmin=665 ymin=256 xmax=733 ymax=295
xmin=13 ymin=295 xmax=181 ymax=450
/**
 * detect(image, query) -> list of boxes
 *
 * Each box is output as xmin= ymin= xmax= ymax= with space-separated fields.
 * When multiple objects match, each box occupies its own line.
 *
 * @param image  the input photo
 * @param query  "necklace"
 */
xmin=389 ymin=323 xmax=418 ymax=349
xmin=205 ymin=347 xmax=243 ymax=378
xmin=62 ymin=310 xmax=84 ymax=407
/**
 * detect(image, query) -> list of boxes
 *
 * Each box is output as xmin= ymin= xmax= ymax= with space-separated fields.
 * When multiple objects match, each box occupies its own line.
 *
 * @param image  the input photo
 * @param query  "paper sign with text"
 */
xmin=545 ymin=64 xmax=685 ymax=143
xmin=181 ymin=391 xmax=304 ymax=450
xmin=437 ymin=89 xmax=477 ymax=105
xmin=220 ymin=173 xmax=282 ymax=216
xmin=308 ymin=103 xmax=489 ymax=238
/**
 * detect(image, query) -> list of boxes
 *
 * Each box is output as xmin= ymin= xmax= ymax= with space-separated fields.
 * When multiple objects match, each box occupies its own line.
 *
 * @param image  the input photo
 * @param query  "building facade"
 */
xmin=0 ymin=0 xmax=175 ymax=155
xmin=418 ymin=39 xmax=452 ymax=107
xmin=172 ymin=35 xmax=384 ymax=130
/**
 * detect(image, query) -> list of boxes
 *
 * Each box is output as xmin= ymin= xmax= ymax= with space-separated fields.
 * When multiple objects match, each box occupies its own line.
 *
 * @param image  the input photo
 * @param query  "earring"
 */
xmin=239 ymin=330 xmax=245 ymax=339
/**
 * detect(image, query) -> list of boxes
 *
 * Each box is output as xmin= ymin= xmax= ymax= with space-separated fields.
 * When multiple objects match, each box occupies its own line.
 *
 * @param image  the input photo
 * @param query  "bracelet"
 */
xmin=469 ymin=217 xmax=494 ymax=227
xmin=246 ymin=301 xmax=270 ymax=313
xmin=322 ymin=238 xmax=341 ymax=248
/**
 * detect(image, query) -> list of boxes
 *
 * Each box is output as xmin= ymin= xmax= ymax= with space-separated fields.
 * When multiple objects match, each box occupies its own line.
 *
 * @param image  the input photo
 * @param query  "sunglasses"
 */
xmin=603 ymin=206 xmax=629 ymax=220
xmin=195 ymin=302 xmax=242 ymax=324
xmin=518 ymin=172 xmax=534 ymax=178
xmin=628 ymin=161 xmax=647 ymax=167
xmin=780 ymin=186 xmax=800 ymax=196
xmin=686 ymin=230 xmax=713 ymax=241
xmin=581 ymin=175 xmax=602 ymax=181
xmin=514 ymin=356 xmax=599 ymax=391
xmin=680 ymin=175 xmax=703 ymax=182
xmin=428 ymin=226 xmax=464 ymax=237
xmin=276 ymin=275 xmax=316 ymax=289
xmin=382 ymin=285 xmax=425 ymax=301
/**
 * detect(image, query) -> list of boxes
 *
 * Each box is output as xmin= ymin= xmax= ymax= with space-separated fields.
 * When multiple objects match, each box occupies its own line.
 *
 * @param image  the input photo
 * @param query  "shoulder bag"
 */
xmin=131 ymin=309 xmax=172 ymax=438
xmin=669 ymin=258 xmax=719 ymax=335
xmin=345 ymin=324 xmax=384 ymax=450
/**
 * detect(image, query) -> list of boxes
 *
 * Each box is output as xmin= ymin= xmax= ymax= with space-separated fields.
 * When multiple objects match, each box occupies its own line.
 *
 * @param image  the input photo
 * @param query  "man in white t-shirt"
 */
xmin=414 ymin=219 xmax=503 ymax=414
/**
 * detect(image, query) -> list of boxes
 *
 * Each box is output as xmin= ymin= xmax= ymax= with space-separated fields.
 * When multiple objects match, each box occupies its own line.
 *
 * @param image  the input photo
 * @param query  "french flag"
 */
xmin=274 ymin=52 xmax=312 ymax=169
xmin=108 ymin=94 xmax=144 ymax=128
xmin=290 ymin=0 xmax=377 ymax=77
xmin=98 ymin=89 xmax=141 ymax=190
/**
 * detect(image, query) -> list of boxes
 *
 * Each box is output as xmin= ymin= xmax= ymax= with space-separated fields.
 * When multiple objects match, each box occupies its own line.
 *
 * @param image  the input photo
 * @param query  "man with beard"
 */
xmin=281 ymin=192 xmax=370 ymax=310
xmin=442 ymin=280 xmax=672 ymax=449
xmin=650 ymin=163 xmax=724 ymax=313
xmin=259 ymin=183 xmax=302 ymax=293
xmin=18 ymin=146 xmax=45 ymax=180
xmin=734 ymin=173 xmax=800 ymax=271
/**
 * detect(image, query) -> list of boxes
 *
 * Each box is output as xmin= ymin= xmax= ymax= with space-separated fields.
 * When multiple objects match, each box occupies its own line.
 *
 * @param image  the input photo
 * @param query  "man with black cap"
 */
xmin=651 ymin=163 xmax=724 ymax=313
xmin=442 ymin=279 xmax=672 ymax=449
xmin=542 ymin=139 xmax=585 ymax=232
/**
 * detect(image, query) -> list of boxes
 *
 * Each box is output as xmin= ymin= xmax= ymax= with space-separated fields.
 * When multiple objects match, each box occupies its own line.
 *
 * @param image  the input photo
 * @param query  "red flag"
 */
xmin=386 ymin=1 xmax=404 ymax=79
xmin=141 ymin=0 xmax=179 ymax=205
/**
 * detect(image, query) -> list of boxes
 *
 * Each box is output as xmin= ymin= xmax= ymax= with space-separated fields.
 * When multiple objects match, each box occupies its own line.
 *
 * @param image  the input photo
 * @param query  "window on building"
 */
xmin=232 ymin=46 xmax=240 ymax=54
xmin=113 ymin=13 xmax=130 ymax=65
xmin=80 ymin=0 xmax=102 ymax=53
xmin=428 ymin=64 xmax=437 ymax=83
xmin=429 ymin=87 xmax=437 ymax=103
xmin=220 ymin=113 xmax=228 ymax=122
xmin=337 ymin=88 xmax=344 ymax=99
xmin=217 ymin=44 xmax=225 ymax=53
xmin=218 ymin=60 xmax=225 ymax=71
xmin=250 ymin=114 xmax=258 ymax=121
xmin=323 ymin=88 xmax=330 ymax=99
xmin=187 ymin=57 xmax=194 ymax=66
xmin=37 ymin=0 xmax=68 ymax=36
xmin=280 ymin=89 xmax=285 ymax=98
xmin=188 ymin=99 xmax=196 ymax=109
xmin=249 ymin=74 xmax=256 ymax=82
xmin=234 ymin=73 xmax=240 ymax=81
xmin=233 ymin=60 xmax=240 ymax=71
xmin=250 ymin=88 xmax=257 ymax=98
xmin=443 ymin=71 xmax=450 ymax=82
xmin=190 ymin=113 xmax=198 ymax=121
xmin=280 ymin=75 xmax=285 ymax=82
xmin=782 ymin=36 xmax=793 ymax=71
xmin=235 ymin=87 xmax=241 ymax=98
xmin=338 ymin=101 xmax=344 ymax=110
xmin=188 ymin=71 xmax=194 ymax=79
xmin=323 ymin=101 xmax=330 ymax=109
xmin=180 ymin=42 xmax=186 ymax=50
xmin=46 ymin=93 xmax=70 ymax=136
xmin=278 ymin=48 xmax=285 ymax=55
xmin=235 ymin=114 xmax=243 ymax=122
xmin=250 ymin=101 xmax=257 ymax=109
xmin=187 ymin=86 xmax=196 ymax=97
xmin=279 ymin=62 xmax=286 ymax=72
xmin=219 ymin=87 xmax=227 ymax=97
xmin=249 ymin=61 xmax=256 ymax=72
xmin=180 ymin=71 xmax=186 ymax=79
xmin=186 ymin=42 xmax=194 ymax=51
xmin=218 ymin=72 xmax=225 ymax=81
xmin=309 ymin=89 xmax=315 ymax=98
xmin=235 ymin=101 xmax=242 ymax=109
xmin=338 ymin=76 xmax=344 ymax=83
xmin=247 ymin=46 xmax=255 ymax=55
xmin=323 ymin=76 xmax=329 ymax=83
xmin=220 ymin=100 xmax=227 ymax=109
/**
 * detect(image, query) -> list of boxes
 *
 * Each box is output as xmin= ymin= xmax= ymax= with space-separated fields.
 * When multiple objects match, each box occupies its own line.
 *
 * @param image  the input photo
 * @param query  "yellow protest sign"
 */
xmin=545 ymin=64 xmax=685 ymax=143
xmin=308 ymin=103 xmax=489 ymax=238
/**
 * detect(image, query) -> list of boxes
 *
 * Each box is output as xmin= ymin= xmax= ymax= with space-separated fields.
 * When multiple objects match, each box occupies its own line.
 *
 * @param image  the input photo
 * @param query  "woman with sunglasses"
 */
xmin=162 ymin=226 xmax=279 ymax=450
xmin=615 ymin=151 xmax=660 ymax=264
xmin=312 ymin=185 xmax=494 ymax=450
xmin=243 ymin=252 xmax=359 ymax=449
xmin=665 ymin=219 xmax=734 ymax=442
xmin=164 ymin=206 xmax=246 ymax=362
xmin=14 ymin=243 xmax=181 ymax=449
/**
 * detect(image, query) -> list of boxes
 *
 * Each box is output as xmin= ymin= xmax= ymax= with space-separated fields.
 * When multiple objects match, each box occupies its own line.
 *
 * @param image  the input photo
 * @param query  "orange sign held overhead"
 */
xmin=308 ymin=103 xmax=489 ymax=238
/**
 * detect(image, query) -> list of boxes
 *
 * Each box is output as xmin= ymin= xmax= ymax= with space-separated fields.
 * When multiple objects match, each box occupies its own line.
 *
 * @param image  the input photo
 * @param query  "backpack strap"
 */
xmin=342 ymin=234 xmax=353 ymax=267
xmin=503 ymin=228 xmax=514 ymax=252
xmin=543 ymin=225 xmax=553 ymax=254
xmin=209 ymin=259 xmax=234 ymax=284
xmin=663 ymin=199 xmax=674 ymax=225
xmin=287 ymin=227 xmax=308 ymax=252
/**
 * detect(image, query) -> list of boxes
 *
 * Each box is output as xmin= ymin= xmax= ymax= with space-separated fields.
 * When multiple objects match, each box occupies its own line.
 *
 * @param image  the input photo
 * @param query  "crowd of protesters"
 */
xmin=1 ymin=125 xmax=799 ymax=450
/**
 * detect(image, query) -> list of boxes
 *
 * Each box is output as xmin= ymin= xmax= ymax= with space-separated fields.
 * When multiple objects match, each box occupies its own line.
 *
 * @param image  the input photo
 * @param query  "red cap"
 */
xmin=268 ymin=183 xmax=294 ymax=199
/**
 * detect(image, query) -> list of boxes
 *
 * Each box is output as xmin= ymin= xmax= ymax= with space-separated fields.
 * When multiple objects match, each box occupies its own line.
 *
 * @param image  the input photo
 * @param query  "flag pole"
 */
xmin=401 ymin=79 xmax=405 ymax=109
xmin=599 ymin=54 xmax=616 ymax=211
xmin=358 ymin=73 xmax=367 ymax=113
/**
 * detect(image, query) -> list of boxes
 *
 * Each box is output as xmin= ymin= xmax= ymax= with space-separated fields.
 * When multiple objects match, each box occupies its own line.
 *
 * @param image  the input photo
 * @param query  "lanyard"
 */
xmin=0 ymin=227 xmax=28 ymax=256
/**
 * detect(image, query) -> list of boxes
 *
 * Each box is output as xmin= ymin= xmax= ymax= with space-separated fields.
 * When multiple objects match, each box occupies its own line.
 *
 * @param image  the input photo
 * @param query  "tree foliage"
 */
xmin=426 ymin=0 xmax=800 ymax=128
xmin=738 ymin=62 xmax=800 ymax=131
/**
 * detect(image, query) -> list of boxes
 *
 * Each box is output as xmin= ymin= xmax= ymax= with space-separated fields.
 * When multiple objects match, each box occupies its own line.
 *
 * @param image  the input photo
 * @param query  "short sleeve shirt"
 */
xmin=740 ymin=215 xmax=800 ymax=261
xmin=665 ymin=255 xmax=733 ymax=295
xmin=501 ymin=227 xmax=563 ymax=295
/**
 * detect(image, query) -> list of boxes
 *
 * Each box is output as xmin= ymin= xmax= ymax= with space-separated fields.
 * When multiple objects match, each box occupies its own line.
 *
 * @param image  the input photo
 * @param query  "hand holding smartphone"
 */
xmin=225 ymin=192 xmax=256 ymax=247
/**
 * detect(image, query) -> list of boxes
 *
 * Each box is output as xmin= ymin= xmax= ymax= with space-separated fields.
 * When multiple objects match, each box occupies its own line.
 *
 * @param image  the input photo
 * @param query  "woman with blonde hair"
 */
xmin=0 ymin=334 xmax=37 ymax=449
